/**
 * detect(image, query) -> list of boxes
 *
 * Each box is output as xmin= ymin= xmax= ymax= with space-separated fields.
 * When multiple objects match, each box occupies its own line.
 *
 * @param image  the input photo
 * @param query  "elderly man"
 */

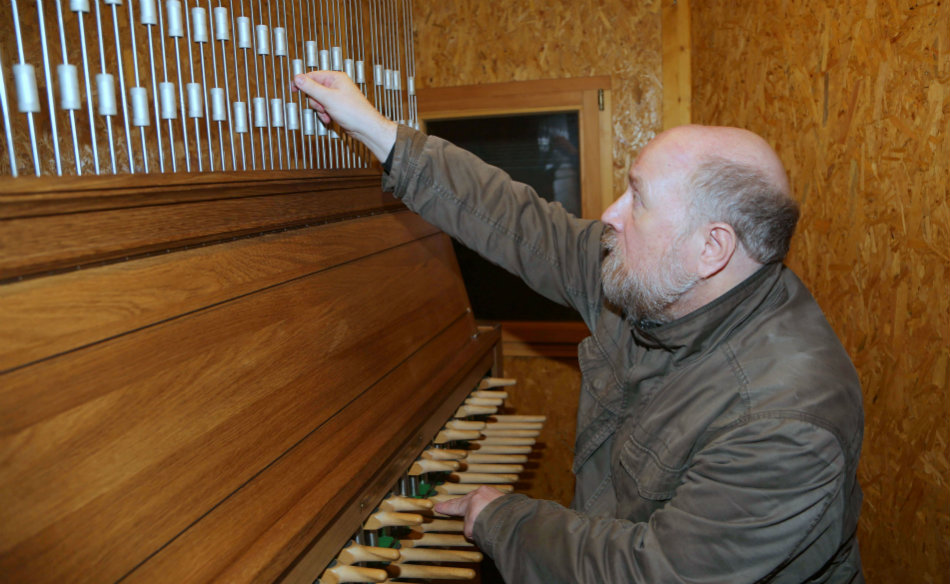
xmin=294 ymin=71 xmax=864 ymax=583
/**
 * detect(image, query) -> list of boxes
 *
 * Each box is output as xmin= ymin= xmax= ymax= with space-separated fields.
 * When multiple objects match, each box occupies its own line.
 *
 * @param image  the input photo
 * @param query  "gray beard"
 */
xmin=600 ymin=227 xmax=699 ymax=325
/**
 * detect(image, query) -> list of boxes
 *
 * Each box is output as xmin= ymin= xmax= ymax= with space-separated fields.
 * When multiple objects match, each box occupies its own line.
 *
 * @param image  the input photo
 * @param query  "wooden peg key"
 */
xmin=422 ymin=448 xmax=468 ymax=461
xmin=454 ymin=404 xmax=497 ymax=418
xmin=435 ymin=483 xmax=515 ymax=495
xmin=477 ymin=377 xmax=517 ymax=389
xmin=449 ymin=472 xmax=520 ymax=484
xmin=417 ymin=517 xmax=465 ymax=532
xmin=399 ymin=532 xmax=474 ymax=548
xmin=380 ymin=495 xmax=434 ymax=513
xmin=363 ymin=511 xmax=424 ymax=530
xmin=386 ymin=563 xmax=476 ymax=580
xmin=433 ymin=428 xmax=482 ymax=444
xmin=409 ymin=458 xmax=460 ymax=475
xmin=337 ymin=543 xmax=401 ymax=565
xmin=464 ymin=452 xmax=529 ymax=464
xmin=319 ymin=564 xmax=387 ymax=584
xmin=396 ymin=547 xmax=484 ymax=563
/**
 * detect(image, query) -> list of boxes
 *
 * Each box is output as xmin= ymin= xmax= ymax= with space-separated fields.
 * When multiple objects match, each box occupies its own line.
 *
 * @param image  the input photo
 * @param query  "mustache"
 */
xmin=601 ymin=225 xmax=618 ymax=253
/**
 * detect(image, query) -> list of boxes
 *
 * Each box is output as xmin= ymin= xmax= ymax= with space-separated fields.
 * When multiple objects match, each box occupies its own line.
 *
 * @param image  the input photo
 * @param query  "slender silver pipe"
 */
xmin=228 ymin=0 xmax=247 ymax=170
xmin=0 ymin=45 xmax=19 ymax=177
xmin=141 ymin=0 xmax=165 ymax=172
xmin=169 ymin=0 xmax=193 ymax=171
xmin=182 ymin=0 xmax=204 ymax=171
xmin=192 ymin=3 xmax=215 ymax=170
xmin=74 ymin=1 xmax=101 ymax=174
xmin=252 ymin=0 xmax=274 ymax=168
xmin=157 ymin=0 xmax=177 ymax=171
xmin=92 ymin=0 xmax=117 ymax=173
xmin=213 ymin=2 xmax=237 ymax=171
xmin=126 ymin=0 xmax=151 ymax=173
xmin=54 ymin=0 xmax=81 ymax=174
xmin=37 ymin=0 xmax=64 ymax=175
xmin=107 ymin=0 xmax=135 ymax=172
xmin=236 ymin=1 xmax=257 ymax=169
xmin=12 ymin=0 xmax=43 ymax=176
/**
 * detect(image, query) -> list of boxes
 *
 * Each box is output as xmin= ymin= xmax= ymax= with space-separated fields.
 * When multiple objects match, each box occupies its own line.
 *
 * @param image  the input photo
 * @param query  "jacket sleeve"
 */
xmin=381 ymin=125 xmax=605 ymax=326
xmin=473 ymin=416 xmax=851 ymax=584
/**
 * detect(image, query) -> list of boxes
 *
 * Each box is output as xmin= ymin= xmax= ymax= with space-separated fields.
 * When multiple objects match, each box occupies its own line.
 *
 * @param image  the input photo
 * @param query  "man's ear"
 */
xmin=696 ymin=222 xmax=738 ymax=278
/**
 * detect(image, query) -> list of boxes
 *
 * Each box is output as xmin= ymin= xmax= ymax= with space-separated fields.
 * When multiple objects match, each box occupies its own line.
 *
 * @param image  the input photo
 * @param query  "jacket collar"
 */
xmin=630 ymin=262 xmax=786 ymax=363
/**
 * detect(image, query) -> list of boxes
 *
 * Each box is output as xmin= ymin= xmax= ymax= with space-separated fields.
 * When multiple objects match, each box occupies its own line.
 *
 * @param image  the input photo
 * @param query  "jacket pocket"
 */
xmin=618 ymin=434 xmax=686 ymax=502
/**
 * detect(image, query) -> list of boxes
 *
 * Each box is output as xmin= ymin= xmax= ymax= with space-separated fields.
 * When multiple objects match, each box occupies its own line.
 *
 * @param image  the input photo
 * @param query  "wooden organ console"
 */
xmin=0 ymin=1 xmax=543 ymax=582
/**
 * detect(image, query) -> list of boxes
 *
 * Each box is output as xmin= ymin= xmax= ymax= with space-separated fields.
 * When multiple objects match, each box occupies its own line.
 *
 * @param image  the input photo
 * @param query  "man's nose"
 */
xmin=601 ymin=192 xmax=628 ymax=230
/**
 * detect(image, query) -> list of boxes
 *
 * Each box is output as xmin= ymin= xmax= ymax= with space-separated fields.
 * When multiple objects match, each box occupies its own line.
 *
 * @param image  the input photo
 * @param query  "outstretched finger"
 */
xmin=433 ymin=495 xmax=469 ymax=517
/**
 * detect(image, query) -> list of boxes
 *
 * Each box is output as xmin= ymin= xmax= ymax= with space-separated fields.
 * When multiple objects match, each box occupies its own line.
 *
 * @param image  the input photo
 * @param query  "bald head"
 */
xmin=648 ymin=125 xmax=790 ymax=195
xmin=645 ymin=125 xmax=799 ymax=264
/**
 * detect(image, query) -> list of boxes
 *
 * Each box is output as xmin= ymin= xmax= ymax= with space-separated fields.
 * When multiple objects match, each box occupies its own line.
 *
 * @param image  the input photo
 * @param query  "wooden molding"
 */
xmin=662 ymin=0 xmax=692 ymax=129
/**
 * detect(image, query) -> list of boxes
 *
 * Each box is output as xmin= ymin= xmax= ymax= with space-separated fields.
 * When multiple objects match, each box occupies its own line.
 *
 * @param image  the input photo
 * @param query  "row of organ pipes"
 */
xmin=0 ymin=0 xmax=417 ymax=177
xmin=319 ymin=376 xmax=546 ymax=584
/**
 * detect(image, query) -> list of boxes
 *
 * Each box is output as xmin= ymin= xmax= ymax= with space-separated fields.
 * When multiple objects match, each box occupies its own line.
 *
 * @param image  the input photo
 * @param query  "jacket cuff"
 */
xmin=472 ymin=493 xmax=536 ymax=557
xmin=380 ymin=124 xmax=426 ymax=197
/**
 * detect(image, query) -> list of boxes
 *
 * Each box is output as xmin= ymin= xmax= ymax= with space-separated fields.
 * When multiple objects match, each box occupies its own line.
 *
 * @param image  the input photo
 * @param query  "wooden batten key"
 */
xmin=379 ymin=495 xmax=434 ymax=513
xmin=454 ymin=404 xmax=497 ymax=417
xmin=484 ymin=421 xmax=544 ymax=430
xmin=417 ymin=517 xmax=465 ymax=532
xmin=396 ymin=547 xmax=484 ymax=563
xmin=470 ymin=390 xmax=509 ymax=400
xmin=449 ymin=472 xmax=520 ymax=484
xmin=480 ymin=428 xmax=540 ymax=438
xmin=387 ymin=563 xmax=476 ymax=580
xmin=473 ymin=436 xmax=535 ymax=446
xmin=319 ymin=564 xmax=387 ymax=584
xmin=399 ymin=532 xmax=474 ymax=548
xmin=433 ymin=428 xmax=482 ymax=443
xmin=465 ymin=397 xmax=504 ymax=407
xmin=460 ymin=462 xmax=524 ymax=474
xmin=337 ymin=543 xmax=401 ymax=565
xmin=444 ymin=419 xmax=486 ymax=431
xmin=488 ymin=414 xmax=546 ymax=423
xmin=409 ymin=458 xmax=460 ymax=475
xmin=363 ymin=511 xmax=424 ymax=530
xmin=477 ymin=377 xmax=517 ymax=389
xmin=468 ymin=443 xmax=533 ymax=455
xmin=422 ymin=448 xmax=468 ymax=461
xmin=464 ymin=452 xmax=529 ymax=464
xmin=435 ymin=483 xmax=515 ymax=495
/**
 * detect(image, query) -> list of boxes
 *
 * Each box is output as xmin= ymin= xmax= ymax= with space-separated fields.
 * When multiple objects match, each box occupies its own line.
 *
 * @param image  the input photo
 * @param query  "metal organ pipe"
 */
xmin=0 ymin=0 xmax=417 ymax=178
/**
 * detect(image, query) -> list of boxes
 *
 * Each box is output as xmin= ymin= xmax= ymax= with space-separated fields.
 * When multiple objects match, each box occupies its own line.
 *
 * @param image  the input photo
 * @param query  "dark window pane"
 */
xmin=427 ymin=113 xmax=583 ymax=322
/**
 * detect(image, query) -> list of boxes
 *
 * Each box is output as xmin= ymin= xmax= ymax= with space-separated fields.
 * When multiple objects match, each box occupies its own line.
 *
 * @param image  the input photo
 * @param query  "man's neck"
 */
xmin=668 ymin=257 xmax=764 ymax=321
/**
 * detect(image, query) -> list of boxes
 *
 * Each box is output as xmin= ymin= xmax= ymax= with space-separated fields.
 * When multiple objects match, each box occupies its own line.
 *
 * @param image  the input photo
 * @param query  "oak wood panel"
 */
xmin=0 ymin=234 xmax=472 ymax=583
xmin=0 ymin=184 xmax=403 ymax=280
xmin=0 ymin=171 xmax=379 ymax=219
xmin=0 ymin=211 xmax=439 ymax=372
xmin=129 ymin=322 xmax=498 ymax=584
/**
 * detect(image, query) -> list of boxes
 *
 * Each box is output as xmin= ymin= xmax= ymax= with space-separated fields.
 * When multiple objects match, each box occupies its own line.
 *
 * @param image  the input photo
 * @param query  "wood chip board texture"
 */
xmin=413 ymin=0 xmax=664 ymax=204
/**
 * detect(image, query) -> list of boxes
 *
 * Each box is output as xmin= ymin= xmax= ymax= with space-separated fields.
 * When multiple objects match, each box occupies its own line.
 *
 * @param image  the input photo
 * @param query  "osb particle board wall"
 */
xmin=413 ymin=0 xmax=664 ymax=507
xmin=413 ymin=0 xmax=663 ymax=210
xmin=691 ymin=3 xmax=949 ymax=583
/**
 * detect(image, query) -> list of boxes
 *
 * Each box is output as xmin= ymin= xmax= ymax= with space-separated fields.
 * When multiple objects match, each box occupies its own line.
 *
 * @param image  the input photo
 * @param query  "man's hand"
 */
xmin=292 ymin=70 xmax=398 ymax=163
xmin=433 ymin=486 xmax=506 ymax=539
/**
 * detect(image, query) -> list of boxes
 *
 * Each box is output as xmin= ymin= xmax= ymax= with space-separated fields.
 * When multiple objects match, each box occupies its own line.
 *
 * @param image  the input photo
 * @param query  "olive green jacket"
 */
xmin=383 ymin=125 xmax=864 ymax=583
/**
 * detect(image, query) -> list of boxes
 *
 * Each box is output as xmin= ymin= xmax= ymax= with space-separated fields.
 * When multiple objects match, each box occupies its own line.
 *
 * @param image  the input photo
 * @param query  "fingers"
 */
xmin=433 ymin=495 xmax=470 ymax=518
xmin=433 ymin=487 xmax=506 ymax=540
xmin=289 ymin=69 xmax=396 ymax=162
xmin=292 ymin=72 xmax=334 ymax=105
